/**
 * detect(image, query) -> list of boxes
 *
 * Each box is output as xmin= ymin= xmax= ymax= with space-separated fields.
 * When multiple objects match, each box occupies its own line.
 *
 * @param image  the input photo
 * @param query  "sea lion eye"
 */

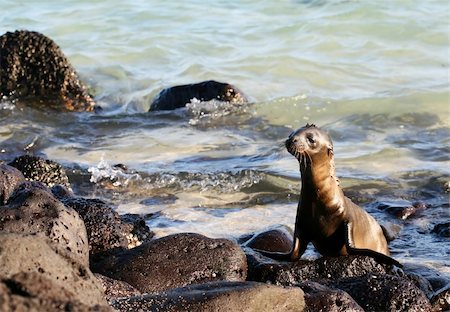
xmin=306 ymin=135 xmax=315 ymax=145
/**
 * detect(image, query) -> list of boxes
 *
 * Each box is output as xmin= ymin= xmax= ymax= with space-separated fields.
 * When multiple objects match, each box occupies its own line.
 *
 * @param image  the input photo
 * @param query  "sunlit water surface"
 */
xmin=1 ymin=0 xmax=449 ymax=277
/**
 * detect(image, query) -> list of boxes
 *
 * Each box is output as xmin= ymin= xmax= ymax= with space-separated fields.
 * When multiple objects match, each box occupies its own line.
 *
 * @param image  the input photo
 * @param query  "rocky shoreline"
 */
xmin=0 ymin=155 xmax=448 ymax=311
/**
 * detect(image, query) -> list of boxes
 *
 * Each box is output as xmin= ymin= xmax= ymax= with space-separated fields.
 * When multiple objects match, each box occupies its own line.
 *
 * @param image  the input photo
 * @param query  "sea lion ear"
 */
xmin=327 ymin=145 xmax=334 ymax=156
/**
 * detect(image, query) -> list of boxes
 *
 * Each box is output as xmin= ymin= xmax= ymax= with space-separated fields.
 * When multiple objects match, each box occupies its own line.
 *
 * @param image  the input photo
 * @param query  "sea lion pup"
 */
xmin=259 ymin=124 xmax=401 ymax=267
xmin=149 ymin=80 xmax=247 ymax=111
xmin=0 ymin=30 xmax=96 ymax=112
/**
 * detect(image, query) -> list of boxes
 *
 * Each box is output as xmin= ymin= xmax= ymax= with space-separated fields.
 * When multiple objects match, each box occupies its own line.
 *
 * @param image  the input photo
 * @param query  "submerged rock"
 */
xmin=112 ymin=281 xmax=304 ymax=312
xmin=149 ymin=80 xmax=247 ymax=111
xmin=8 ymin=155 xmax=70 ymax=188
xmin=0 ymin=30 xmax=96 ymax=111
xmin=373 ymin=200 xmax=427 ymax=220
xmin=92 ymin=233 xmax=247 ymax=292
xmin=431 ymin=222 xmax=450 ymax=238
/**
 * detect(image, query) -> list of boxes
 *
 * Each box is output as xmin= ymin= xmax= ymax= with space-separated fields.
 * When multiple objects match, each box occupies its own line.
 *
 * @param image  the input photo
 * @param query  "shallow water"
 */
xmin=1 ymin=1 xmax=449 ymax=276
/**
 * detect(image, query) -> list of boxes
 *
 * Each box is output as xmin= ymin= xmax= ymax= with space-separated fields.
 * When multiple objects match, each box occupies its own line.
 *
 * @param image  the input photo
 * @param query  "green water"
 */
xmin=1 ymin=0 xmax=449 ymax=275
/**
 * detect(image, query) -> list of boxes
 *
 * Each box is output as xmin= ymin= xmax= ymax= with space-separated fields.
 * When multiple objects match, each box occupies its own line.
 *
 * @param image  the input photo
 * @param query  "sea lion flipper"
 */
xmin=345 ymin=222 xmax=403 ymax=267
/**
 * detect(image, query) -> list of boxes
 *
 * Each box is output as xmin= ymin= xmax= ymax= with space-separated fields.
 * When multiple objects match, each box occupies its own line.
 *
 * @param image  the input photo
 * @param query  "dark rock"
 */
xmin=149 ymin=80 xmax=247 ymax=111
xmin=0 ymin=164 xmax=25 ymax=204
xmin=0 ymin=184 xmax=89 ymax=265
xmin=51 ymin=183 xmax=74 ymax=199
xmin=119 ymin=213 xmax=154 ymax=247
xmin=374 ymin=200 xmax=427 ymax=220
xmin=92 ymin=233 xmax=247 ymax=292
xmin=249 ymin=255 xmax=394 ymax=285
xmin=381 ymin=222 xmax=402 ymax=242
xmin=112 ymin=281 xmax=304 ymax=312
xmin=431 ymin=222 xmax=450 ymax=238
xmin=0 ymin=30 xmax=96 ymax=112
xmin=431 ymin=283 xmax=450 ymax=312
xmin=406 ymin=271 xmax=434 ymax=299
xmin=299 ymin=281 xmax=364 ymax=312
xmin=242 ymin=225 xmax=293 ymax=253
xmin=324 ymin=273 xmax=432 ymax=312
xmin=8 ymin=155 xmax=70 ymax=188
xmin=0 ymin=233 xmax=107 ymax=307
xmin=60 ymin=196 xmax=130 ymax=256
xmin=95 ymin=274 xmax=141 ymax=303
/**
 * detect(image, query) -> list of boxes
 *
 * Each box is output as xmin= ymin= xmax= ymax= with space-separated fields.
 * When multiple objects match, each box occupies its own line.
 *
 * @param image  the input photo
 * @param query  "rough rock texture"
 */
xmin=149 ymin=80 xmax=247 ymax=111
xmin=112 ymin=281 xmax=305 ymax=312
xmin=431 ymin=283 xmax=450 ymax=312
xmin=8 ymin=155 xmax=70 ymax=188
xmin=60 ymin=196 xmax=131 ymax=256
xmin=0 ymin=164 xmax=25 ymax=204
xmin=92 ymin=233 xmax=248 ymax=292
xmin=242 ymin=225 xmax=293 ymax=253
xmin=0 ymin=184 xmax=89 ymax=265
xmin=324 ymin=273 xmax=432 ymax=312
xmin=249 ymin=254 xmax=394 ymax=284
xmin=0 ymin=272 xmax=113 ymax=311
xmin=95 ymin=274 xmax=141 ymax=304
xmin=299 ymin=281 xmax=364 ymax=312
xmin=120 ymin=213 xmax=154 ymax=248
xmin=0 ymin=30 xmax=96 ymax=112
xmin=0 ymin=233 xmax=107 ymax=307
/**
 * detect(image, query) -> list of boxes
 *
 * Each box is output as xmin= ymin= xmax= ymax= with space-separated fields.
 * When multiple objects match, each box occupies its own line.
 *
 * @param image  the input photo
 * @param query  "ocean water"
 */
xmin=1 ymin=0 xmax=449 ymax=277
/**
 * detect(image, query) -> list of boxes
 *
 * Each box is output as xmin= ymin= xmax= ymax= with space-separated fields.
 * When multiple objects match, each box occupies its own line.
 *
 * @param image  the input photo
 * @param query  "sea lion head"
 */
xmin=285 ymin=124 xmax=334 ymax=172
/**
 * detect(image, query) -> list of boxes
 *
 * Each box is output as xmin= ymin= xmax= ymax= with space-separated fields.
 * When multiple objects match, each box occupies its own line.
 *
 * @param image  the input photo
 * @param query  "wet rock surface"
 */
xmin=0 ymin=30 xmax=96 ymax=112
xmin=149 ymin=80 xmax=247 ymax=111
xmin=92 ymin=233 xmax=248 ymax=292
xmin=373 ymin=199 xmax=427 ymax=220
xmin=112 ymin=281 xmax=305 ymax=312
xmin=8 ymin=155 xmax=71 ymax=188
xmin=242 ymin=225 xmax=293 ymax=253
xmin=431 ymin=222 xmax=450 ymax=238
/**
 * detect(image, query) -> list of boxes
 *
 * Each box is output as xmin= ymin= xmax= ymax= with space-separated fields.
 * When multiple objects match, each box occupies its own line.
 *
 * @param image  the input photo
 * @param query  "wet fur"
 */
xmin=259 ymin=124 xmax=401 ymax=267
